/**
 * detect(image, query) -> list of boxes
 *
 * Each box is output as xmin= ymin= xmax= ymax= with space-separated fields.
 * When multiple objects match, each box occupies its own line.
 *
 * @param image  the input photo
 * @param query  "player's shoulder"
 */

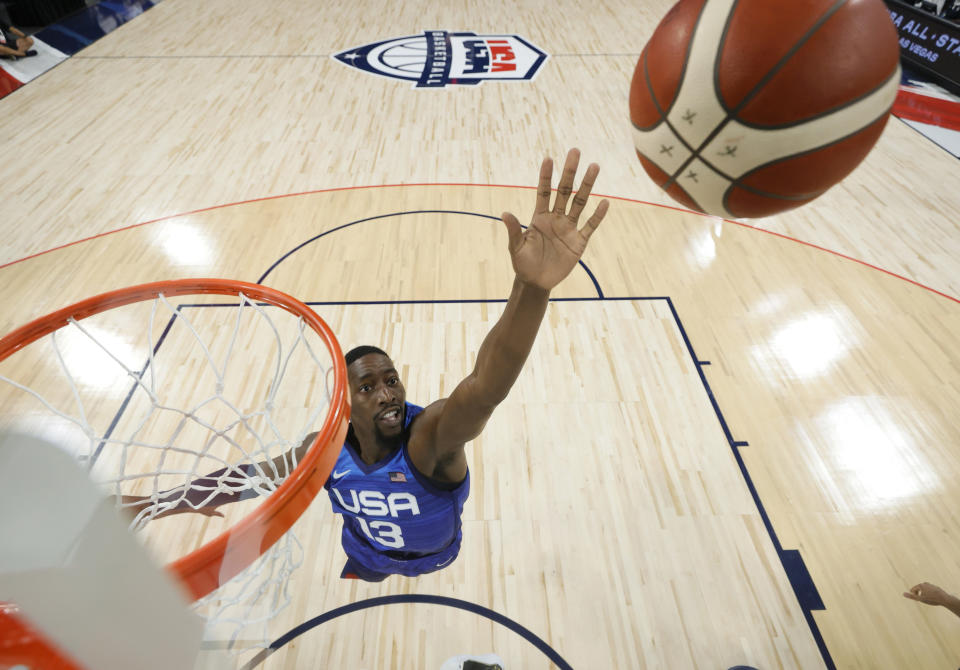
xmin=406 ymin=399 xmax=449 ymax=457
xmin=409 ymin=398 xmax=445 ymax=435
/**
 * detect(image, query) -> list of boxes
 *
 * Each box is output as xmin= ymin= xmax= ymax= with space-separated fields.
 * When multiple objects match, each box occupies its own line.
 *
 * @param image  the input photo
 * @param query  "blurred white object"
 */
xmin=0 ymin=431 xmax=225 ymax=670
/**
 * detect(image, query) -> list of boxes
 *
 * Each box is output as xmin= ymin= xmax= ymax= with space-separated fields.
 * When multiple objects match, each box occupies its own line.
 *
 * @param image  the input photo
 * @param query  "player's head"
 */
xmin=345 ymin=345 xmax=406 ymax=443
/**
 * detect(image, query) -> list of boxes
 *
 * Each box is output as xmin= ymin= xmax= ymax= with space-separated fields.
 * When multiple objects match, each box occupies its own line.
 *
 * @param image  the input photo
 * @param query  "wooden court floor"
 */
xmin=1 ymin=1 xmax=959 ymax=668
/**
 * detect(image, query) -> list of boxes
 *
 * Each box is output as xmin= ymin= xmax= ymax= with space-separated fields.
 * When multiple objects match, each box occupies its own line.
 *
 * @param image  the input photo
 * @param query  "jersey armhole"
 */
xmin=424 ymin=471 xmax=464 ymax=492
xmin=401 ymin=443 xmax=467 ymax=495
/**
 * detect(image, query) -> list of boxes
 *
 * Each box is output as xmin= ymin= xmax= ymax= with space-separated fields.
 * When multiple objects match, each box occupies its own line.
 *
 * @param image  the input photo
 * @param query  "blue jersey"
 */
xmin=324 ymin=402 xmax=470 ymax=577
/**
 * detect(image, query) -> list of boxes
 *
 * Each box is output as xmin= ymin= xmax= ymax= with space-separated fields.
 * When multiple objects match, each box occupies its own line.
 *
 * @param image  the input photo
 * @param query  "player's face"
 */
xmin=348 ymin=353 xmax=406 ymax=442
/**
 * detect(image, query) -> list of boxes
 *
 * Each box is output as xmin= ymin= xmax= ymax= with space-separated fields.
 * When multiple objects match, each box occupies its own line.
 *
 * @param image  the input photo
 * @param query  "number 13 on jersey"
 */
xmin=356 ymin=518 xmax=405 ymax=549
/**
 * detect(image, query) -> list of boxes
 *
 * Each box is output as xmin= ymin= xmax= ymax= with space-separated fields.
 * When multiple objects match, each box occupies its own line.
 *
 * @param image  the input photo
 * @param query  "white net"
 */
xmin=0 ymin=288 xmax=338 ymax=655
xmin=193 ymin=533 xmax=304 ymax=653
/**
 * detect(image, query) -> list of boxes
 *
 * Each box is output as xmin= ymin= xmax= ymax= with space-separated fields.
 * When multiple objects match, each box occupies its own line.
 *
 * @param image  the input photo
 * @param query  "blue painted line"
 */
xmin=782 ymin=550 xmax=825 ymax=611
xmin=578 ymin=261 xmax=604 ymax=298
xmin=665 ymin=297 xmax=835 ymax=669
xmin=550 ymin=295 xmax=666 ymax=301
xmin=732 ymin=441 xmax=749 ymax=447
xmin=663 ymin=297 xmax=740 ymax=447
xmin=183 ymin=299 xmax=513 ymax=309
xmin=240 ymin=594 xmax=574 ymax=670
xmin=178 ymin=296 xmax=663 ymax=310
xmin=89 ymin=308 xmax=181 ymax=466
xmin=255 ymin=209 xmax=605 ymax=299
xmin=699 ymin=360 xmax=711 ymax=365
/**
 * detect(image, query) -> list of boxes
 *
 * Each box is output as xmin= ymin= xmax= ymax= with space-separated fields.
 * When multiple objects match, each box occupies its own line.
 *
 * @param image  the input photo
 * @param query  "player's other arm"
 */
xmin=427 ymin=149 xmax=609 ymax=451
xmin=117 ymin=433 xmax=317 ymax=519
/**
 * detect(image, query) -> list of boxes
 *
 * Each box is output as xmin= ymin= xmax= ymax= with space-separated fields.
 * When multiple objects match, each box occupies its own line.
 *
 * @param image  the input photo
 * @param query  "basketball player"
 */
xmin=121 ymin=148 xmax=609 ymax=583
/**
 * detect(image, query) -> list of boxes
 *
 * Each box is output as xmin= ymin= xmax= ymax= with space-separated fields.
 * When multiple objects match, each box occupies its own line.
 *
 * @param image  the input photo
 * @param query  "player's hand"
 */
xmin=903 ymin=582 xmax=951 ymax=607
xmin=502 ymin=148 xmax=609 ymax=291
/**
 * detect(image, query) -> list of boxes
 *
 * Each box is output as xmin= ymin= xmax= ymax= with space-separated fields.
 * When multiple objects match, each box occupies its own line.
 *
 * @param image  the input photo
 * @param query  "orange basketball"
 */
xmin=629 ymin=0 xmax=901 ymax=219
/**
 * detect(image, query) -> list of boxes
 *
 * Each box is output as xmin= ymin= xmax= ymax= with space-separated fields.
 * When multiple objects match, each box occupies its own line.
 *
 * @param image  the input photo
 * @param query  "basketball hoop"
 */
xmin=0 ymin=279 xmax=350 ymax=667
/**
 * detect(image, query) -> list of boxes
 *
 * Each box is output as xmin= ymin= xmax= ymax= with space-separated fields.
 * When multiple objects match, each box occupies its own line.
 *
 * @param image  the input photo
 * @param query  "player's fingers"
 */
xmin=903 ymin=591 xmax=918 ymax=601
xmin=535 ymin=158 xmax=553 ymax=214
xmin=553 ymin=148 xmax=580 ymax=215
xmin=502 ymin=211 xmax=524 ymax=252
xmin=579 ymin=199 xmax=609 ymax=242
xmin=568 ymin=162 xmax=599 ymax=221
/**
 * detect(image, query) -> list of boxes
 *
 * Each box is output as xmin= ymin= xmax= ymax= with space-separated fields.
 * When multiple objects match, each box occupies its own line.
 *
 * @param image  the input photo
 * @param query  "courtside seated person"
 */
xmin=121 ymin=148 xmax=610 ymax=582
xmin=0 ymin=22 xmax=34 ymax=59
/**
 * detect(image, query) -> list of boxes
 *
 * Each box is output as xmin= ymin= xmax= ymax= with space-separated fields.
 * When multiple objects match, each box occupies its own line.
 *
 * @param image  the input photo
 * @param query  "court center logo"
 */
xmin=333 ymin=31 xmax=547 ymax=88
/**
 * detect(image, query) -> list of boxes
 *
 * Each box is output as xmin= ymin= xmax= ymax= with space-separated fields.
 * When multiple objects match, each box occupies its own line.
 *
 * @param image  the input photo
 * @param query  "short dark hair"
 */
xmin=344 ymin=345 xmax=389 ymax=367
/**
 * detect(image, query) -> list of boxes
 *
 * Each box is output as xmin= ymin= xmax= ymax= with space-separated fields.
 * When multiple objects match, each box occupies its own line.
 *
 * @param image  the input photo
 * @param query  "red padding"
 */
xmin=0 ymin=68 xmax=22 ymax=99
xmin=893 ymin=86 xmax=960 ymax=131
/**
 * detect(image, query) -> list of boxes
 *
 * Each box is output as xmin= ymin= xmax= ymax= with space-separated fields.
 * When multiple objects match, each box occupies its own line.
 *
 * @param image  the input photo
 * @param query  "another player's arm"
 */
xmin=118 ymin=433 xmax=318 ymax=519
xmin=418 ymin=149 xmax=609 ymax=465
xmin=904 ymin=582 xmax=960 ymax=619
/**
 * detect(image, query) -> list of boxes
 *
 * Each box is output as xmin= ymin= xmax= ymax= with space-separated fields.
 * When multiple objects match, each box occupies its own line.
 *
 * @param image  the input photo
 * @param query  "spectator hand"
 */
xmin=903 ymin=582 xmax=951 ymax=607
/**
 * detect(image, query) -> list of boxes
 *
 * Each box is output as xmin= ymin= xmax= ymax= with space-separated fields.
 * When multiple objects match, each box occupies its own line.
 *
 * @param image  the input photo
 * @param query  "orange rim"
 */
xmin=0 ymin=279 xmax=350 ymax=600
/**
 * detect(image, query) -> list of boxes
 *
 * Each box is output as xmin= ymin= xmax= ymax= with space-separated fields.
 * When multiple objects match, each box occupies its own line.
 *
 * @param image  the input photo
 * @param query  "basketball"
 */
xmin=629 ymin=0 xmax=902 ymax=218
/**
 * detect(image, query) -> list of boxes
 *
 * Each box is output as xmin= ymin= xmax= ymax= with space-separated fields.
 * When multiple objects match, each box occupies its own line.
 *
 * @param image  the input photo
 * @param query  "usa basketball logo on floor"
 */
xmin=334 ymin=31 xmax=547 ymax=88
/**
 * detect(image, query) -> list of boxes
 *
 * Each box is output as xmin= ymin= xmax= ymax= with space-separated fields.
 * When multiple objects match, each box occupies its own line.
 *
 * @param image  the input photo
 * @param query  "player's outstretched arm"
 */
xmin=425 ymin=149 xmax=609 ymax=452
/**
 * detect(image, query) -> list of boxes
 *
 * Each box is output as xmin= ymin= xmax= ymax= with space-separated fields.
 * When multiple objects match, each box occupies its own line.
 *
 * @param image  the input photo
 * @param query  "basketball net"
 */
xmin=0 ymin=280 xmax=349 ymax=665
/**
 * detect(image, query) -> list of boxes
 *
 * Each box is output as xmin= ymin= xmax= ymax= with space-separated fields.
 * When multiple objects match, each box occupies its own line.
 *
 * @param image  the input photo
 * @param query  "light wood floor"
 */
xmin=0 ymin=1 xmax=958 ymax=668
